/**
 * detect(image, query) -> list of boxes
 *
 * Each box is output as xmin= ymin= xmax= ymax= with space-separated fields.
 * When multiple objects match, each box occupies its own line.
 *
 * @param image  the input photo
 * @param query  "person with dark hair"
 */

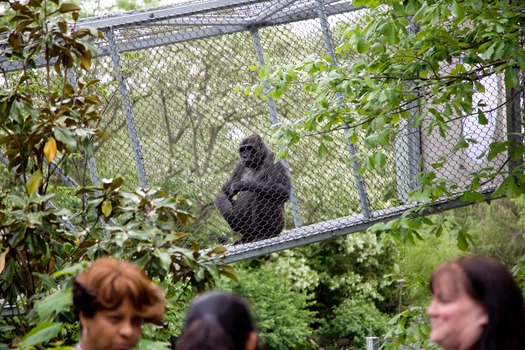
xmin=428 ymin=255 xmax=525 ymax=350
xmin=72 ymin=257 xmax=165 ymax=350
xmin=176 ymin=290 xmax=260 ymax=350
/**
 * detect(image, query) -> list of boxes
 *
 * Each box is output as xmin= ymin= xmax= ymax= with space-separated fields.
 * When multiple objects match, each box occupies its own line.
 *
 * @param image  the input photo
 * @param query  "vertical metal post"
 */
xmin=67 ymin=70 xmax=101 ymax=187
xmin=366 ymin=337 xmax=380 ymax=350
xmin=87 ymin=156 xmax=101 ymax=186
xmin=251 ymin=27 xmax=302 ymax=228
xmin=506 ymin=68 xmax=523 ymax=173
xmin=315 ymin=0 xmax=371 ymax=218
xmin=106 ymin=27 xmax=149 ymax=188
xmin=396 ymin=19 xmax=421 ymax=201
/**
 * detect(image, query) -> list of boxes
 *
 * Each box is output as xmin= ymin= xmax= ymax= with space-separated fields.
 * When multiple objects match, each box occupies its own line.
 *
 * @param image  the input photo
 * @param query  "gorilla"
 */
xmin=215 ymin=134 xmax=291 ymax=244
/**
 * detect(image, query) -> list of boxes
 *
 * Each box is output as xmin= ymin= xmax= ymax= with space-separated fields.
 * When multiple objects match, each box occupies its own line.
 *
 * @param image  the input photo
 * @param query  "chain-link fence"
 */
xmin=1 ymin=0 xmax=516 ymax=262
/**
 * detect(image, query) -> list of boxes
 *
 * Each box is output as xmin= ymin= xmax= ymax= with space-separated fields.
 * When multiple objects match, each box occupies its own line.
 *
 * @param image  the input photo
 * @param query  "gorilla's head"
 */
xmin=239 ymin=134 xmax=266 ymax=169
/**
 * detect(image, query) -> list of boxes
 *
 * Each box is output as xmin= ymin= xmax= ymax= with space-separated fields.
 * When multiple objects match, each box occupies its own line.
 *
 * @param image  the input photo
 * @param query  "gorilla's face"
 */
xmin=239 ymin=143 xmax=263 ymax=168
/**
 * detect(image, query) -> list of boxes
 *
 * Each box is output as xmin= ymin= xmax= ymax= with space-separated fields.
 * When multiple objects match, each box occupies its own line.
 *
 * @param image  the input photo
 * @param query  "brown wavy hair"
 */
xmin=73 ymin=257 xmax=165 ymax=325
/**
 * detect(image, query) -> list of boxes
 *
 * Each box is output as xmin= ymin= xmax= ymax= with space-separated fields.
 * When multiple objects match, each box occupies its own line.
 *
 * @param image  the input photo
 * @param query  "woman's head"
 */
xmin=428 ymin=256 xmax=525 ymax=350
xmin=73 ymin=257 xmax=165 ymax=350
xmin=176 ymin=291 xmax=258 ymax=350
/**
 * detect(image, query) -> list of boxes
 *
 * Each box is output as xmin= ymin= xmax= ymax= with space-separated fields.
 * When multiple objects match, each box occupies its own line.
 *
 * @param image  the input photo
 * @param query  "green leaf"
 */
xmin=477 ymin=110 xmax=488 ymax=125
xmin=318 ymin=142 xmax=329 ymax=156
xmin=460 ymin=191 xmax=486 ymax=203
xmin=456 ymin=230 xmax=471 ymax=251
xmin=207 ymin=245 xmax=226 ymax=256
xmin=80 ymin=55 xmax=90 ymax=71
xmin=505 ymin=67 xmax=518 ymax=89
xmin=102 ymin=200 xmax=112 ymax=217
xmin=506 ymin=175 xmax=521 ymax=198
xmin=374 ymin=151 xmax=386 ymax=168
xmin=26 ymin=169 xmax=43 ymax=195
xmin=137 ymin=340 xmax=171 ymax=350
xmin=58 ymin=3 xmax=81 ymax=13
xmin=20 ymin=322 xmax=61 ymax=348
xmin=54 ymin=127 xmax=77 ymax=150
xmin=492 ymin=176 xmax=509 ymax=198
xmin=154 ymin=250 xmax=172 ymax=271
xmin=412 ymin=2 xmax=428 ymax=22
xmin=452 ymin=137 xmax=469 ymax=152
xmin=109 ymin=177 xmax=124 ymax=191
xmin=451 ymin=0 xmax=465 ymax=17
xmin=517 ymin=49 xmax=525 ymax=70
xmin=356 ymin=36 xmax=369 ymax=53
xmin=481 ymin=42 xmax=495 ymax=60
xmin=487 ymin=141 xmax=507 ymax=161
xmin=36 ymin=289 xmax=73 ymax=321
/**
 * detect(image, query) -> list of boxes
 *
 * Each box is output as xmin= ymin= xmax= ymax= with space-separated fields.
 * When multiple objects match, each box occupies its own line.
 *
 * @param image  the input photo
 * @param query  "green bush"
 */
xmin=220 ymin=261 xmax=317 ymax=350
xmin=319 ymin=298 xmax=389 ymax=350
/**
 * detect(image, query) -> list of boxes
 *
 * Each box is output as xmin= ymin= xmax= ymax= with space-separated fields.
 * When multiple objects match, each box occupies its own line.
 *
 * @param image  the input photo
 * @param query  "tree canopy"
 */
xmin=252 ymin=0 xmax=524 ymax=212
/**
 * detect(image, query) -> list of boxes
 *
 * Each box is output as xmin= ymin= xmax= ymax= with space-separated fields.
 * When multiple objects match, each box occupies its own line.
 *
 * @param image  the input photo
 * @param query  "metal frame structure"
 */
xmin=1 ymin=0 xmax=517 ymax=263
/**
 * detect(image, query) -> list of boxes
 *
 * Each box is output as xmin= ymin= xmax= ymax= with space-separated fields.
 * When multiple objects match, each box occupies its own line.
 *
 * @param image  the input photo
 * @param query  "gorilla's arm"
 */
xmin=229 ymin=163 xmax=290 ymax=202
xmin=214 ymin=163 xmax=244 ymax=215
xmin=215 ymin=190 xmax=233 ymax=216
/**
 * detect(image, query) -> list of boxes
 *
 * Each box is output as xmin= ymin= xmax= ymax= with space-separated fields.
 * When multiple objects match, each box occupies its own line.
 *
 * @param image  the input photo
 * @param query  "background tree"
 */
xmin=0 ymin=1 xmax=232 ymax=348
xmin=251 ymin=0 xmax=525 ymax=217
xmin=247 ymin=0 xmax=525 ymax=348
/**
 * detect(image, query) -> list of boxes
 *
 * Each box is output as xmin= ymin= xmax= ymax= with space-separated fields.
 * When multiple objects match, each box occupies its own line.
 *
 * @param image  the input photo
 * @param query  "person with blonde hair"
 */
xmin=73 ymin=257 xmax=165 ymax=350
xmin=428 ymin=255 xmax=525 ymax=350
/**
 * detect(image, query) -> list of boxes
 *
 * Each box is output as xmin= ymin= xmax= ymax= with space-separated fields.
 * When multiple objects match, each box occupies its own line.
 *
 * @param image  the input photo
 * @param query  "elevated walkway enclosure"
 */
xmin=0 ymin=0 xmax=513 ymax=262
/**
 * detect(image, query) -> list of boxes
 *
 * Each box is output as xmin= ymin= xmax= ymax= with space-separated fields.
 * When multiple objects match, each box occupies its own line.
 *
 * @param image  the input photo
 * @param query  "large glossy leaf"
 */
xmin=36 ymin=289 xmax=73 ymax=321
xmin=26 ymin=169 xmax=43 ymax=195
xmin=57 ymin=3 xmax=80 ymax=13
xmin=102 ymin=200 xmax=112 ymax=217
xmin=43 ymin=137 xmax=57 ymax=163
xmin=20 ymin=322 xmax=61 ymax=348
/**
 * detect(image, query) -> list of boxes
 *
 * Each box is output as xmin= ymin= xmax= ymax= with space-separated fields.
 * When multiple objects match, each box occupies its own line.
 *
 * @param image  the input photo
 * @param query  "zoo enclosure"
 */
xmin=0 ymin=0 xmax=517 ymax=262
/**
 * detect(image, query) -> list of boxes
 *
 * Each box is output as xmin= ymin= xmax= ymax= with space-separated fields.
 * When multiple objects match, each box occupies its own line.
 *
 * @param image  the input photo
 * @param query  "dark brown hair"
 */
xmin=176 ymin=291 xmax=259 ymax=350
xmin=73 ymin=257 xmax=165 ymax=325
xmin=430 ymin=256 xmax=525 ymax=350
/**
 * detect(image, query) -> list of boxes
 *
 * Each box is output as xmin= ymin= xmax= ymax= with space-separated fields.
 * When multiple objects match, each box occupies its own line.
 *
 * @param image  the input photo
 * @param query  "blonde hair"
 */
xmin=73 ymin=257 xmax=165 ymax=325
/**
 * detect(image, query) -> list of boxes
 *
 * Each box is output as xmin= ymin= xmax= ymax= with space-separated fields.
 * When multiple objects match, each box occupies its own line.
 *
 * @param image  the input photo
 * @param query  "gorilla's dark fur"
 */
xmin=215 ymin=134 xmax=291 ymax=244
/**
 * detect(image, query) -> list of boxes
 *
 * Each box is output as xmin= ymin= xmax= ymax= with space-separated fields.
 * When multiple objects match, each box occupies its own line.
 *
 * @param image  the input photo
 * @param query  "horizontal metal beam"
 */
xmin=77 ymin=0 xmax=270 ymax=29
xmin=1 ymin=1 xmax=358 ymax=72
xmin=98 ymin=1 xmax=358 ymax=54
xmin=220 ymin=188 xmax=496 ymax=263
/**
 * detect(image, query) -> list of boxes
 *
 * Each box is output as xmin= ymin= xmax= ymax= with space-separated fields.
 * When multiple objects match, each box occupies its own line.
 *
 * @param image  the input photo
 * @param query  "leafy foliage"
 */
xmin=455 ymin=198 xmax=525 ymax=266
xmin=220 ymin=260 xmax=317 ymax=350
xmin=319 ymin=298 xmax=390 ymax=350
xmin=248 ymin=0 xmax=525 ymax=348
xmin=250 ymin=0 xmax=525 ymax=210
xmin=0 ymin=1 xmax=232 ymax=348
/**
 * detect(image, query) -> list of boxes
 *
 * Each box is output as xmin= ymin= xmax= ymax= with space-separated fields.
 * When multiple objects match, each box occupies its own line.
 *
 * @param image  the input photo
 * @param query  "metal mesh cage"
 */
xmin=0 ymin=0 xmax=514 ymax=262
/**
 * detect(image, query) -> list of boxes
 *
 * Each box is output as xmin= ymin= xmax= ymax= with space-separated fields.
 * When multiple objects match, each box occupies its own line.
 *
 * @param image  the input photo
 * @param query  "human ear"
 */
xmin=245 ymin=331 xmax=258 ymax=350
xmin=79 ymin=311 xmax=87 ymax=328
xmin=479 ymin=311 xmax=489 ymax=326
xmin=79 ymin=311 xmax=89 ymax=339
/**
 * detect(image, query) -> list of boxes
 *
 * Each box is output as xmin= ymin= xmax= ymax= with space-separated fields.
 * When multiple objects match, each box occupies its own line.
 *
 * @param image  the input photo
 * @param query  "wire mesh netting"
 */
xmin=0 ymin=0 xmax=515 ymax=262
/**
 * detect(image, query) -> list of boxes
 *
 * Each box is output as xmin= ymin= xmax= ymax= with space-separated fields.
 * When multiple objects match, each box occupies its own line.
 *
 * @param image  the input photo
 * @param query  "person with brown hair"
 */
xmin=176 ymin=290 xmax=260 ymax=350
xmin=72 ymin=257 xmax=165 ymax=350
xmin=428 ymin=255 xmax=525 ymax=350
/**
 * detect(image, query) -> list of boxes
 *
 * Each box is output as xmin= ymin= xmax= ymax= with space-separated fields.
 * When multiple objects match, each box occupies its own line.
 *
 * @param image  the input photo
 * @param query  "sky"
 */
xmin=84 ymin=0 xmax=179 ymax=17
